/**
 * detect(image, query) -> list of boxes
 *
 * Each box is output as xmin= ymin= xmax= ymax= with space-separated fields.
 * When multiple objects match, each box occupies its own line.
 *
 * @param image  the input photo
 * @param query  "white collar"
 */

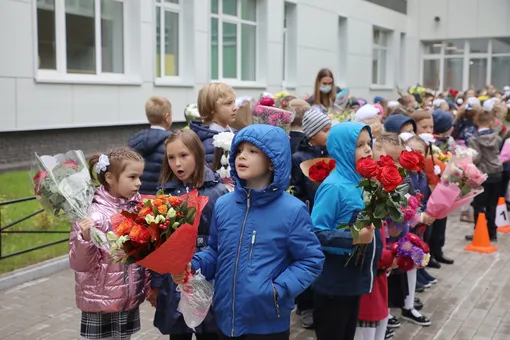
xmin=150 ymin=126 xmax=166 ymax=131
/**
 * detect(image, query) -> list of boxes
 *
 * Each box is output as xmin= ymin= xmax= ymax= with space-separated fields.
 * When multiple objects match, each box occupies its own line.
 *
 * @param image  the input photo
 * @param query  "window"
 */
xmin=372 ymin=28 xmax=389 ymax=85
xmin=155 ymin=0 xmax=180 ymax=77
xmin=210 ymin=0 xmax=257 ymax=82
xmin=36 ymin=0 xmax=126 ymax=77
xmin=283 ymin=2 xmax=297 ymax=87
xmin=423 ymin=60 xmax=440 ymax=89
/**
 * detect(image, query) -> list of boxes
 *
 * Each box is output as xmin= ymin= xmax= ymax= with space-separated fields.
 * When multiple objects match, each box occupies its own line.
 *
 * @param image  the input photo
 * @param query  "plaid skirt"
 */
xmin=80 ymin=307 xmax=140 ymax=339
xmin=357 ymin=320 xmax=380 ymax=328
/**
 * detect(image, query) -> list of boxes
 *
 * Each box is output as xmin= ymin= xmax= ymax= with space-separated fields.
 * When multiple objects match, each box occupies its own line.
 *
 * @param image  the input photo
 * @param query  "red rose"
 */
xmin=129 ymin=224 xmax=151 ymax=244
xmin=399 ymin=150 xmax=425 ymax=172
xmin=420 ymin=240 xmax=430 ymax=254
xmin=397 ymin=256 xmax=415 ymax=271
xmin=405 ymin=232 xmax=422 ymax=247
xmin=259 ymin=97 xmax=275 ymax=107
xmin=389 ymin=243 xmax=398 ymax=256
xmin=449 ymin=88 xmax=459 ymax=97
xmin=378 ymin=249 xmax=394 ymax=270
xmin=309 ymin=160 xmax=335 ymax=182
xmin=378 ymin=155 xmax=395 ymax=167
xmin=377 ymin=165 xmax=403 ymax=192
xmin=356 ymin=157 xmax=380 ymax=179
xmin=33 ymin=170 xmax=48 ymax=194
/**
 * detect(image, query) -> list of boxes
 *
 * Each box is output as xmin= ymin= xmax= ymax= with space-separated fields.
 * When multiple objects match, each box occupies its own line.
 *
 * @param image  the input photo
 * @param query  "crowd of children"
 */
xmin=68 ymin=67 xmax=510 ymax=340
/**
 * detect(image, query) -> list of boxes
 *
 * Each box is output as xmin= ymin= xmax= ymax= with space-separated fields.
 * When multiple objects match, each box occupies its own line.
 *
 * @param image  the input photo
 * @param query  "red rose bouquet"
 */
xmin=300 ymin=158 xmax=336 ymax=183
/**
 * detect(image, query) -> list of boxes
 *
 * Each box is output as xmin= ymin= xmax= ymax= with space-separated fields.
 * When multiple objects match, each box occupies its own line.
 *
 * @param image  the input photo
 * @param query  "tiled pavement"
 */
xmin=2 ymin=214 xmax=510 ymax=340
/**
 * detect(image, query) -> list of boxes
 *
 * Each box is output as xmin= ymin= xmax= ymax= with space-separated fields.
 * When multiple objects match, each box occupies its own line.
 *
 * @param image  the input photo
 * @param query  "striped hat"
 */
xmin=303 ymin=108 xmax=331 ymax=138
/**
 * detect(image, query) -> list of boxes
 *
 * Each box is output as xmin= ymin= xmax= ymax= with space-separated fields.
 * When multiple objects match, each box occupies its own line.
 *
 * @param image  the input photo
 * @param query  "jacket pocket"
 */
xmin=248 ymin=230 xmax=257 ymax=263
xmin=271 ymin=282 xmax=281 ymax=318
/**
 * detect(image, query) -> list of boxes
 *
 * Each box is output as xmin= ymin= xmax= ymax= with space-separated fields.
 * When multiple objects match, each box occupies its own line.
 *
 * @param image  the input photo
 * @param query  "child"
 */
xmin=412 ymin=110 xmax=434 ymax=135
xmin=290 ymin=107 xmax=331 ymax=329
xmin=311 ymin=122 xmax=382 ymax=340
xmin=383 ymin=113 xmax=416 ymax=134
xmin=129 ymin=96 xmax=172 ymax=194
xmin=355 ymin=105 xmax=383 ymax=140
xmin=150 ymin=130 xmax=228 ymax=340
xmin=173 ymin=125 xmax=325 ymax=340
xmin=466 ymin=110 xmax=503 ymax=242
xmin=189 ymin=83 xmax=237 ymax=167
xmin=452 ymin=102 xmax=482 ymax=146
xmin=69 ymin=147 xmax=147 ymax=340
xmin=288 ymin=98 xmax=311 ymax=154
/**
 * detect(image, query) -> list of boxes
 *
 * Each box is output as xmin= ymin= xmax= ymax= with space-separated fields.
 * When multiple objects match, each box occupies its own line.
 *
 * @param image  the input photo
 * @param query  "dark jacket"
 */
xmin=311 ymin=122 xmax=382 ymax=297
xmin=470 ymin=129 xmax=503 ymax=183
xmin=291 ymin=138 xmax=328 ymax=212
xmin=289 ymin=130 xmax=305 ymax=154
xmin=189 ymin=120 xmax=235 ymax=168
xmin=192 ymin=124 xmax=324 ymax=337
xmin=151 ymin=167 xmax=228 ymax=335
xmin=452 ymin=118 xmax=478 ymax=146
xmin=128 ymin=128 xmax=172 ymax=194
xmin=409 ymin=172 xmax=431 ymax=211
xmin=383 ymin=114 xmax=417 ymax=134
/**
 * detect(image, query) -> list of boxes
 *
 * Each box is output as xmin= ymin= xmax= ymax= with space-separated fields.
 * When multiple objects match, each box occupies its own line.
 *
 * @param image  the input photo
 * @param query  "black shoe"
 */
xmin=435 ymin=254 xmax=454 ymax=265
xmin=386 ymin=328 xmax=394 ymax=335
xmin=387 ymin=316 xmax=401 ymax=328
xmin=427 ymin=258 xmax=441 ymax=269
xmin=465 ymin=234 xmax=473 ymax=241
xmin=414 ymin=300 xmax=424 ymax=311
xmin=416 ymin=280 xmax=425 ymax=293
xmin=385 ymin=328 xmax=394 ymax=339
xmin=490 ymin=236 xmax=498 ymax=242
xmin=401 ymin=308 xmax=431 ymax=326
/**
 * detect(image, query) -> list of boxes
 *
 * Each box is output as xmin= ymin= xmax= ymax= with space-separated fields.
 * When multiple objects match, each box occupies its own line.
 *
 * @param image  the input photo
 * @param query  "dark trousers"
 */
xmin=388 ymin=271 xmax=409 ymax=308
xmin=171 ymin=334 xmax=218 ymax=340
xmin=314 ymin=292 xmax=361 ymax=340
xmin=429 ymin=217 xmax=447 ymax=258
xmin=500 ymin=171 xmax=510 ymax=199
xmin=472 ymin=181 xmax=500 ymax=239
xmin=295 ymin=286 xmax=314 ymax=311
xmin=218 ymin=331 xmax=289 ymax=340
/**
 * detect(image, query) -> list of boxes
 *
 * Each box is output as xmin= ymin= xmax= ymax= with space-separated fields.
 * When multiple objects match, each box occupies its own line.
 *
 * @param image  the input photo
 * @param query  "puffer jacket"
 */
xmin=189 ymin=121 xmax=222 ymax=167
xmin=192 ymin=124 xmax=325 ymax=337
xmin=469 ymin=128 xmax=503 ymax=183
xmin=69 ymin=186 xmax=147 ymax=313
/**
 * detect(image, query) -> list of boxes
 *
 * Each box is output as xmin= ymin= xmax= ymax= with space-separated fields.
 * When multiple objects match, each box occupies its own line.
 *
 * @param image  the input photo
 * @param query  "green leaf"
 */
xmin=350 ymin=227 xmax=361 ymax=243
xmin=389 ymin=205 xmax=404 ymax=223
xmin=373 ymin=202 xmax=387 ymax=219
xmin=186 ymin=206 xmax=196 ymax=221
xmin=373 ymin=218 xmax=382 ymax=229
xmin=359 ymin=179 xmax=370 ymax=187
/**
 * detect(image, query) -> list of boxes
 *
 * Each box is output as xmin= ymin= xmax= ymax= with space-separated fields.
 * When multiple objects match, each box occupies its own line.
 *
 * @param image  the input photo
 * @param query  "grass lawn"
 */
xmin=0 ymin=170 xmax=70 ymax=275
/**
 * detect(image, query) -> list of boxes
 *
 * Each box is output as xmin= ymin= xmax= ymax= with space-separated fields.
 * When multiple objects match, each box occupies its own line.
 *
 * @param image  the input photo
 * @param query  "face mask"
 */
xmin=319 ymin=85 xmax=332 ymax=94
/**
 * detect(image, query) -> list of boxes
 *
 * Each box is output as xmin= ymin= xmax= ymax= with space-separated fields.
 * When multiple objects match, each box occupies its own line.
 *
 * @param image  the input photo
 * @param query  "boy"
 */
xmin=190 ymin=83 xmax=237 ymax=167
xmin=311 ymin=122 xmax=381 ymax=340
xmin=288 ymin=98 xmax=311 ymax=154
xmin=290 ymin=107 xmax=331 ymax=329
xmin=466 ymin=110 xmax=503 ymax=242
xmin=128 ymin=96 xmax=172 ymax=194
xmin=173 ymin=125 xmax=324 ymax=340
xmin=384 ymin=113 xmax=417 ymax=134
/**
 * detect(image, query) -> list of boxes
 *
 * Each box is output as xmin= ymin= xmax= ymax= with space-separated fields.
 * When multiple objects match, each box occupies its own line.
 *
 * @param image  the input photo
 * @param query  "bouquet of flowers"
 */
xmin=389 ymin=233 xmax=430 ymax=271
xmin=426 ymin=155 xmax=486 ymax=219
xmin=299 ymin=158 xmax=336 ymax=183
xmin=273 ymin=91 xmax=296 ymax=111
xmin=184 ymin=103 xmax=200 ymax=125
xmin=31 ymin=150 xmax=96 ymax=222
xmin=212 ymin=131 xmax=235 ymax=192
xmin=252 ymin=97 xmax=295 ymax=133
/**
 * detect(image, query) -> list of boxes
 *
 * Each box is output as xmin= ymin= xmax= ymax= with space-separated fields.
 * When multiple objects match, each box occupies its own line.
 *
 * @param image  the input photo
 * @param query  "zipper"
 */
xmin=248 ymin=230 xmax=256 ymax=261
xmin=231 ymin=190 xmax=251 ymax=337
xmin=368 ymin=235 xmax=376 ymax=293
xmin=272 ymin=282 xmax=281 ymax=318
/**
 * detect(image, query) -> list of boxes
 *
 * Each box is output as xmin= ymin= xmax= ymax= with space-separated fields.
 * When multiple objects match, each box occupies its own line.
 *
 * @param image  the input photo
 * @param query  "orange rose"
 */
xmin=153 ymin=199 xmax=163 ymax=207
xmin=129 ymin=224 xmax=151 ymax=244
xmin=140 ymin=206 xmax=153 ymax=217
xmin=168 ymin=196 xmax=183 ymax=207
xmin=157 ymin=204 xmax=168 ymax=215
xmin=114 ymin=219 xmax=134 ymax=236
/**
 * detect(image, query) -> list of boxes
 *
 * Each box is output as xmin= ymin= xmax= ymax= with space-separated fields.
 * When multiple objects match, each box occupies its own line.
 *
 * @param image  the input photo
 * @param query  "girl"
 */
xmin=452 ymin=101 xmax=482 ymax=146
xmin=306 ymin=68 xmax=339 ymax=112
xmin=69 ymin=147 xmax=147 ymax=340
xmin=312 ymin=122 xmax=382 ymax=340
xmin=150 ymin=129 xmax=229 ymax=340
xmin=173 ymin=124 xmax=324 ymax=340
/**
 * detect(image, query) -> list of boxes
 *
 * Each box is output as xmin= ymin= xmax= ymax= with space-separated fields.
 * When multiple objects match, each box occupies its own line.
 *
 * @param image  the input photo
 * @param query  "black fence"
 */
xmin=0 ymin=196 xmax=69 ymax=260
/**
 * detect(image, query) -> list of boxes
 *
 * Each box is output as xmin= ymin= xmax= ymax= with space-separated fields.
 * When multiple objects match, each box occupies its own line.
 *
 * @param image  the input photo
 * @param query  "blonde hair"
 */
xmin=89 ymin=147 xmax=144 ymax=189
xmin=289 ymin=99 xmax=311 ymax=127
xmin=412 ymin=109 xmax=432 ymax=123
xmin=145 ymin=96 xmax=171 ymax=125
xmin=377 ymin=132 xmax=404 ymax=147
xmin=492 ymin=103 xmax=508 ymax=121
xmin=197 ymin=83 xmax=236 ymax=123
xmin=456 ymin=103 xmax=482 ymax=121
xmin=160 ymin=129 xmax=206 ymax=189
xmin=361 ymin=117 xmax=382 ymax=139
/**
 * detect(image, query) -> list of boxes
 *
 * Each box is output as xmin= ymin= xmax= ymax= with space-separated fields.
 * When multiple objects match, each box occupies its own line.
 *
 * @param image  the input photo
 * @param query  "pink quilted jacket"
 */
xmin=69 ymin=186 xmax=148 ymax=313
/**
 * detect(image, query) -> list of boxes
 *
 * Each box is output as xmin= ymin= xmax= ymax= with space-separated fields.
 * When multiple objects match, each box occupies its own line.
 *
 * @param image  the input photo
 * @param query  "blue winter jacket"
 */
xmin=191 ymin=124 xmax=325 ymax=337
xmin=311 ymin=122 xmax=382 ymax=297
xmin=452 ymin=118 xmax=478 ymax=146
xmin=152 ymin=168 xmax=228 ymax=335
xmin=189 ymin=120 xmax=236 ymax=168
xmin=128 ymin=128 xmax=172 ymax=194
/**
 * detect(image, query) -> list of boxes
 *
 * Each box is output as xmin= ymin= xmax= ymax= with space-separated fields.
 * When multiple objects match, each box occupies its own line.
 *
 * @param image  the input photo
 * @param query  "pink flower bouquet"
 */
xmin=426 ymin=155 xmax=486 ymax=219
xmin=253 ymin=97 xmax=295 ymax=133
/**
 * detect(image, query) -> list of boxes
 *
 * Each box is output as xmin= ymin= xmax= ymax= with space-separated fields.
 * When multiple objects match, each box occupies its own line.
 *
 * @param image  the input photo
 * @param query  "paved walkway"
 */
xmin=2 ymin=214 xmax=510 ymax=340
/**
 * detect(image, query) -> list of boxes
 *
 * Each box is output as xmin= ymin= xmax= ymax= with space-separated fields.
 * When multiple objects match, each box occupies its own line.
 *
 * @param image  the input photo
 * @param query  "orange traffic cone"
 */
xmin=496 ymin=197 xmax=510 ymax=233
xmin=465 ymin=213 xmax=498 ymax=253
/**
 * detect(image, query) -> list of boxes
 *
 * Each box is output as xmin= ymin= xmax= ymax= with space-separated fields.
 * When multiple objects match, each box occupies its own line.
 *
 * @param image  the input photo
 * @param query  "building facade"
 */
xmin=0 ymin=0 xmax=509 ymax=168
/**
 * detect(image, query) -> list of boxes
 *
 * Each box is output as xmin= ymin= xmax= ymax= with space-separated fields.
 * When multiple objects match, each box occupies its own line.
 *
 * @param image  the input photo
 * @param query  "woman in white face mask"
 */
xmin=307 ymin=68 xmax=338 ymax=112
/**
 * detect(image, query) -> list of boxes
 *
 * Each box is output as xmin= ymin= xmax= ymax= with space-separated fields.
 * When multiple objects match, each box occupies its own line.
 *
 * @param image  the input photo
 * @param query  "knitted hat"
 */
xmin=432 ymin=109 xmax=454 ymax=134
xmin=374 ymin=96 xmax=384 ymax=104
xmin=303 ymin=108 xmax=331 ymax=138
xmin=383 ymin=114 xmax=417 ymax=134
xmin=355 ymin=104 xmax=379 ymax=122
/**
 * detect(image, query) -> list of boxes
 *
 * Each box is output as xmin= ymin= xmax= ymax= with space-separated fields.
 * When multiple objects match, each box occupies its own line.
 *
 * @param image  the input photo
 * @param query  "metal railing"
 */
xmin=0 ymin=196 xmax=69 ymax=260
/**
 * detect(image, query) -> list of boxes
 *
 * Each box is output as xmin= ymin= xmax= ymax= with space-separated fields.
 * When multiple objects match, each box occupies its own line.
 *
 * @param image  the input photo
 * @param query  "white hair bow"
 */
xmin=96 ymin=154 xmax=110 ymax=174
xmin=419 ymin=133 xmax=436 ymax=146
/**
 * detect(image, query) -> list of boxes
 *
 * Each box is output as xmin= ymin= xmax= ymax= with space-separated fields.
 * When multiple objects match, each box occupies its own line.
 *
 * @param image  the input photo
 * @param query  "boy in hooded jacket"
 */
xmin=172 ymin=124 xmax=325 ymax=339
xmin=311 ymin=122 xmax=383 ymax=340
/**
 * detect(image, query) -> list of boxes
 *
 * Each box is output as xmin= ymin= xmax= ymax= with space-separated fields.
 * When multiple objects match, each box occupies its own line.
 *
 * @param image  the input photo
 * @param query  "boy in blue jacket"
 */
xmin=311 ymin=122 xmax=382 ymax=340
xmin=173 ymin=124 xmax=324 ymax=340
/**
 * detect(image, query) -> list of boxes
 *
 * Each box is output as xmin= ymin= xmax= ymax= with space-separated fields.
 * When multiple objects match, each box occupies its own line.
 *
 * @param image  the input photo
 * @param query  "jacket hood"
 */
xmin=128 ymin=128 xmax=171 ymax=156
xmin=160 ymin=167 xmax=221 ymax=190
xmin=326 ymin=122 xmax=372 ymax=183
xmin=93 ymin=185 xmax=140 ymax=211
xmin=383 ymin=114 xmax=417 ymax=134
xmin=296 ymin=137 xmax=325 ymax=153
xmin=189 ymin=120 xmax=218 ymax=142
xmin=229 ymin=124 xmax=291 ymax=206
xmin=476 ymin=130 xmax=501 ymax=148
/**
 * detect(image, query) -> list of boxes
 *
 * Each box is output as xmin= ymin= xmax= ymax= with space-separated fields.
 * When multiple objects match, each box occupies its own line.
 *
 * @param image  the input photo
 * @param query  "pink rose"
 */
xmin=464 ymin=164 xmax=486 ymax=186
xmin=62 ymin=160 xmax=79 ymax=169
xmin=403 ymin=206 xmax=416 ymax=222
xmin=408 ymin=196 xmax=419 ymax=209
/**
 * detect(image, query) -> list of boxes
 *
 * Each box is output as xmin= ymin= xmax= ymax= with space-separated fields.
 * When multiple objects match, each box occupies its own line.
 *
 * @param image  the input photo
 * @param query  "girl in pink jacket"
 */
xmin=69 ymin=147 xmax=148 ymax=340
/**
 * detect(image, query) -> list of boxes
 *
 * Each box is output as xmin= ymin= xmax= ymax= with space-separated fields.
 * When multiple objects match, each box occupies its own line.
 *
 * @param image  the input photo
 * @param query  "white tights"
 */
xmin=353 ymin=317 xmax=389 ymax=340
xmin=404 ymin=269 xmax=423 ymax=318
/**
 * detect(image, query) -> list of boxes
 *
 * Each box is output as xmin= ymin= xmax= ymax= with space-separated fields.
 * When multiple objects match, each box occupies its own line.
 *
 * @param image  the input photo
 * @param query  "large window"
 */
xmin=422 ymin=38 xmax=510 ymax=91
xmin=210 ymin=0 xmax=257 ymax=82
xmin=372 ymin=28 xmax=389 ymax=86
xmin=36 ymin=0 xmax=125 ymax=76
xmin=155 ymin=0 xmax=180 ymax=78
